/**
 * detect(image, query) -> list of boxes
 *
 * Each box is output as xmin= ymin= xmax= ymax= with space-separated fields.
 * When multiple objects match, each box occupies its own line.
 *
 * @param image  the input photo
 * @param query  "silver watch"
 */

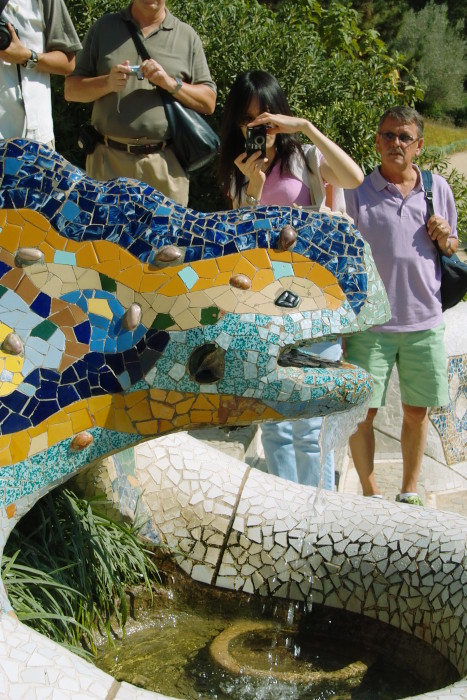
xmin=169 ymin=76 xmax=183 ymax=95
xmin=23 ymin=49 xmax=38 ymax=70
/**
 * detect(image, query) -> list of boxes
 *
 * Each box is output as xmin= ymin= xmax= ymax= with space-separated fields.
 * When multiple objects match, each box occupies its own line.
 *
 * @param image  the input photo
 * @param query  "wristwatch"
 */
xmin=23 ymin=49 xmax=38 ymax=70
xmin=245 ymin=194 xmax=260 ymax=207
xmin=169 ymin=76 xmax=183 ymax=95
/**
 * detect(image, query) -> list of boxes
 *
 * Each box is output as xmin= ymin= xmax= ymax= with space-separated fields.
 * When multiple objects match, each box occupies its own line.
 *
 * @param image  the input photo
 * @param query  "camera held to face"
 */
xmin=0 ymin=16 xmax=17 ymax=51
xmin=245 ymin=125 xmax=267 ymax=158
xmin=128 ymin=64 xmax=144 ymax=80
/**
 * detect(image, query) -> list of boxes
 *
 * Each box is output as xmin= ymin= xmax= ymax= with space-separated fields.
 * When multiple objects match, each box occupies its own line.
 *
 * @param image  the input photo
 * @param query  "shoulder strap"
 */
xmin=0 ymin=0 xmax=10 ymax=15
xmin=421 ymin=170 xmax=435 ymax=219
xmin=124 ymin=18 xmax=171 ymax=105
xmin=124 ymin=19 xmax=151 ymax=61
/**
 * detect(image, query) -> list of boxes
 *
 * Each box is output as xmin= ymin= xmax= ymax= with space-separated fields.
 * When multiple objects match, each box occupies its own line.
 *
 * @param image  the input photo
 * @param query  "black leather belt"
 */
xmin=97 ymin=132 xmax=169 ymax=155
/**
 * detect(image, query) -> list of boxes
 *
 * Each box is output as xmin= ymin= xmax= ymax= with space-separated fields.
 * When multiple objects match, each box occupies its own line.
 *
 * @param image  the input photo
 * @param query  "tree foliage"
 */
xmin=392 ymin=2 xmax=467 ymax=118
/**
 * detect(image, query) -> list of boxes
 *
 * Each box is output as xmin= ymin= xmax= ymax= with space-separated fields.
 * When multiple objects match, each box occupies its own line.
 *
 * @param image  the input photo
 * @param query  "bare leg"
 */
xmin=348 ymin=408 xmax=380 ymax=496
xmin=400 ymin=403 xmax=429 ymax=494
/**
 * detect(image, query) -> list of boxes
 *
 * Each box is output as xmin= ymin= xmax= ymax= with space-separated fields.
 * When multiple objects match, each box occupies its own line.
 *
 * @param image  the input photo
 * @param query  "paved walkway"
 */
xmin=447 ymin=149 xmax=467 ymax=177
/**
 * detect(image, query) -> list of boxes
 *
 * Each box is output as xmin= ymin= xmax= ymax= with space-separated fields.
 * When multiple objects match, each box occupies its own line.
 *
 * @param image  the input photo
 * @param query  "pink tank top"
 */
xmin=260 ymin=162 xmax=311 ymax=207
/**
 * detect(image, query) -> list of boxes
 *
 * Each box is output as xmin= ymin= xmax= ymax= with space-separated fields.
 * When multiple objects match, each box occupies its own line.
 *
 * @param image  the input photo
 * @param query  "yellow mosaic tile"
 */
xmin=251 ymin=269 xmax=275 ymax=291
xmin=194 ymin=258 xmax=220 ymax=279
xmin=48 ymin=419 xmax=73 ymax=446
xmin=5 ymin=503 xmax=16 ymax=519
xmin=0 ymin=222 xmax=22 ymax=251
xmin=151 ymin=402 xmax=175 ymax=421
xmin=21 ymin=208 xmax=51 ymax=232
xmin=128 ymin=399 xmax=153 ymax=423
xmin=30 ymin=431 xmax=49 ymax=455
xmin=75 ymin=244 xmax=100 ymax=269
xmin=174 ymin=398 xmax=195 ymax=415
xmin=149 ymin=388 xmax=168 ymax=402
xmin=69 ymin=408 xmax=93 ymax=434
xmin=242 ymin=248 xmax=270 ymax=269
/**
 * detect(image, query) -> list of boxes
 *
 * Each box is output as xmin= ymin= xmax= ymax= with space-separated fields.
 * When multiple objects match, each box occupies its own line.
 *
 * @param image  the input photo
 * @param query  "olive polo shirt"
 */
xmin=73 ymin=6 xmax=216 ymax=141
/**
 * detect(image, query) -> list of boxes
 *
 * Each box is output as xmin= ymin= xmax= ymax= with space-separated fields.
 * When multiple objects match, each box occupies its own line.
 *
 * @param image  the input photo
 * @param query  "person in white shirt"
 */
xmin=0 ymin=0 xmax=81 ymax=146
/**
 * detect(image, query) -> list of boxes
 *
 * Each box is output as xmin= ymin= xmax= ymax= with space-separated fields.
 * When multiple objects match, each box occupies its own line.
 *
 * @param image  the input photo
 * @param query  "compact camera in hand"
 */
xmin=128 ymin=65 xmax=144 ymax=80
xmin=0 ymin=16 xmax=18 ymax=51
xmin=245 ymin=125 xmax=267 ymax=158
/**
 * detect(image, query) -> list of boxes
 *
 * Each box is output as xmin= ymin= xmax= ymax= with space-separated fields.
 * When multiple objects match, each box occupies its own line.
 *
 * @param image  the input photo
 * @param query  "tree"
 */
xmin=392 ymin=1 xmax=467 ymax=117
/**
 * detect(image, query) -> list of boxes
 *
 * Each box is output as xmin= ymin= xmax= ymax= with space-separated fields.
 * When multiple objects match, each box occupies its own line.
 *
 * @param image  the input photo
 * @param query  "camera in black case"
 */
xmin=77 ymin=124 xmax=101 ymax=155
xmin=0 ymin=15 xmax=17 ymax=50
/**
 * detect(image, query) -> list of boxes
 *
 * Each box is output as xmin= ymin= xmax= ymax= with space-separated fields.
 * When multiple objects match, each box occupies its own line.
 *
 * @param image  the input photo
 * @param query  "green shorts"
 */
xmin=345 ymin=325 xmax=449 ymax=408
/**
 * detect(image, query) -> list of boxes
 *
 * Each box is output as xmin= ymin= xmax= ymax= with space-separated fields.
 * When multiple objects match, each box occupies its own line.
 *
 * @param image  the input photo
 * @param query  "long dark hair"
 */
xmin=217 ymin=70 xmax=307 ymax=203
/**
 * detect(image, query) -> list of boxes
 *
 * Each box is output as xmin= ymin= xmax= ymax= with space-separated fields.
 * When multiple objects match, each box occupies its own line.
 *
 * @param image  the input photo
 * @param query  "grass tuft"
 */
xmin=2 ymin=487 xmax=161 ymax=654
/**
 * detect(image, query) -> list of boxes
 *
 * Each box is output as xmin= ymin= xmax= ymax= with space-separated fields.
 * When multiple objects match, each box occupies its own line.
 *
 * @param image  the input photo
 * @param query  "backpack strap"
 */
xmin=421 ymin=169 xmax=435 ymax=219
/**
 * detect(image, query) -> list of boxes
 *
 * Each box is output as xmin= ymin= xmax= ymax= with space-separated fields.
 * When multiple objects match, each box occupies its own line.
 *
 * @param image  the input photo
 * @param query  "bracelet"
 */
xmin=245 ymin=194 xmax=260 ymax=207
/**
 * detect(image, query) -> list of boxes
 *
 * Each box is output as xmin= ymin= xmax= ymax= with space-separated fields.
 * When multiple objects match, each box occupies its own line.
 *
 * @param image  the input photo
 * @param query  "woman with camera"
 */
xmin=218 ymin=70 xmax=363 ymax=489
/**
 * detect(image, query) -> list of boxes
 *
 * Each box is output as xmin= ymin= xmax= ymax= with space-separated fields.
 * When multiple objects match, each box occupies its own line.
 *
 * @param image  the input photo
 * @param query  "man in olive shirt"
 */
xmin=65 ymin=0 xmax=216 ymax=205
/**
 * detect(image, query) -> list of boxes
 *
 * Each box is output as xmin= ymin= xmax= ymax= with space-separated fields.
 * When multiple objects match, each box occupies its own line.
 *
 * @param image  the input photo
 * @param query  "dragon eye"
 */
xmin=275 ymin=290 xmax=299 ymax=308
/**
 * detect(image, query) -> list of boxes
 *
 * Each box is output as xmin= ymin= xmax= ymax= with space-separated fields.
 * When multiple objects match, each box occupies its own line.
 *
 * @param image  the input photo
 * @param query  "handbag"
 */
xmin=421 ymin=170 xmax=467 ymax=311
xmin=125 ymin=21 xmax=219 ymax=174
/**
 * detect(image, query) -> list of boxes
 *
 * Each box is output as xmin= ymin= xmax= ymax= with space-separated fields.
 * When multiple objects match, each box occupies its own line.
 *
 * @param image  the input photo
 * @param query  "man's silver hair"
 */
xmin=378 ymin=106 xmax=424 ymax=138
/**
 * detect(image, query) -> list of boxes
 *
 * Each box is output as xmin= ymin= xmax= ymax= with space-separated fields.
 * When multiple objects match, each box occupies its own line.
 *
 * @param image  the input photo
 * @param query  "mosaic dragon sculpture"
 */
xmin=1 ymin=139 xmax=465 ymax=700
xmin=0 ymin=137 xmax=389 ymax=540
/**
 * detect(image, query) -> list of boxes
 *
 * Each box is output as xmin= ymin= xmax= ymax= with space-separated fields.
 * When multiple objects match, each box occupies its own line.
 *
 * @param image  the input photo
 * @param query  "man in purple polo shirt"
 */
xmin=344 ymin=105 xmax=458 ymax=506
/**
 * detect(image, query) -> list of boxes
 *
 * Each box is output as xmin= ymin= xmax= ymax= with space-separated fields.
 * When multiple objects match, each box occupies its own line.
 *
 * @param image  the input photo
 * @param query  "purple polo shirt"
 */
xmin=345 ymin=166 xmax=458 ymax=332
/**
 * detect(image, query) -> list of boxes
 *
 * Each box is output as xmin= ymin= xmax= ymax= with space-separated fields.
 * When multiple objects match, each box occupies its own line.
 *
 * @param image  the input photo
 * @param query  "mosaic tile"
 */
xmin=430 ymin=354 xmax=466 ymax=465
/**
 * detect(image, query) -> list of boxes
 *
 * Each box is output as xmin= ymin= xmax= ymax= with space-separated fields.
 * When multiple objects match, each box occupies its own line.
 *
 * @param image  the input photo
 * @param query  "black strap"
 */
xmin=421 ymin=169 xmax=447 ymax=260
xmin=421 ymin=170 xmax=435 ymax=219
xmin=124 ymin=18 xmax=172 ymax=107
xmin=0 ymin=0 xmax=10 ymax=15
xmin=124 ymin=19 xmax=151 ymax=62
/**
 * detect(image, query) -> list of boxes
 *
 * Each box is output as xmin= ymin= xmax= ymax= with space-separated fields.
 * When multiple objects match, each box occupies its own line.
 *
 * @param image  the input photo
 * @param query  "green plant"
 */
xmin=2 ymin=487 xmax=161 ymax=653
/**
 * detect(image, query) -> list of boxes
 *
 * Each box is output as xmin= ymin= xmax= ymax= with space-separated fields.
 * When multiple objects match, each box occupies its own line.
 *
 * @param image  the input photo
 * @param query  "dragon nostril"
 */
xmin=275 ymin=290 xmax=300 ymax=308
xmin=189 ymin=343 xmax=225 ymax=384
xmin=278 ymin=225 xmax=297 ymax=251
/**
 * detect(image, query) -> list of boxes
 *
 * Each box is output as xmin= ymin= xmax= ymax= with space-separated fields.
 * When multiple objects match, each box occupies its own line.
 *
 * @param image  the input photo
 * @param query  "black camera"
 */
xmin=245 ymin=125 xmax=267 ymax=158
xmin=0 ymin=16 xmax=17 ymax=51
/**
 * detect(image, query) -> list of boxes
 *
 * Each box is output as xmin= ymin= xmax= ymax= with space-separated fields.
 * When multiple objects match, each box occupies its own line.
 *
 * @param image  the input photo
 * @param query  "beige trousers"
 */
xmin=86 ymin=141 xmax=189 ymax=206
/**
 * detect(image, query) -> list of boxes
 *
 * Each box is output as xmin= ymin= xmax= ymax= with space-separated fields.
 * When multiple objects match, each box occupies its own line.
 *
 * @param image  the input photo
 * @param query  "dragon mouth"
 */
xmin=278 ymin=347 xmax=343 ymax=370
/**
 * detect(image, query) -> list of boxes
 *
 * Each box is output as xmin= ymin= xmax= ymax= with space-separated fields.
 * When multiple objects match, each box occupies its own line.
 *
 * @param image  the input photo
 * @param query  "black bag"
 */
xmin=125 ymin=20 xmax=219 ymax=173
xmin=159 ymin=90 xmax=220 ymax=173
xmin=421 ymin=170 xmax=467 ymax=311
xmin=77 ymin=123 xmax=100 ymax=155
